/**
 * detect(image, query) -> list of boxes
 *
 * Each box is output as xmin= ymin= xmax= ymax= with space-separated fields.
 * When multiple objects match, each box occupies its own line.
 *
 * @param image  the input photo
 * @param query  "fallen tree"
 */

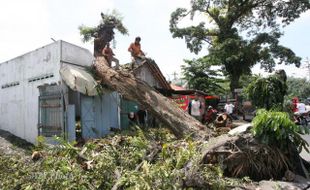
xmin=80 ymin=13 xmax=309 ymax=186
xmin=80 ymin=12 xmax=211 ymax=140
xmin=94 ymin=57 xmax=210 ymax=140
xmin=94 ymin=58 xmax=309 ymax=183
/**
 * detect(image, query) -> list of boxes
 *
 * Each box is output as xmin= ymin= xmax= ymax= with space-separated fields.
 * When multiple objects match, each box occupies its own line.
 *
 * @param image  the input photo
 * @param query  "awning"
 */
xmin=60 ymin=65 xmax=100 ymax=96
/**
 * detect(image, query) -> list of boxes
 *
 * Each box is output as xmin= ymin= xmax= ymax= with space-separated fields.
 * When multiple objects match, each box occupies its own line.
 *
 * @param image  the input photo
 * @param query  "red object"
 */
xmin=188 ymin=95 xmax=219 ymax=100
xmin=169 ymin=84 xmax=219 ymax=110
xmin=292 ymin=97 xmax=299 ymax=112
xmin=170 ymin=95 xmax=189 ymax=110
xmin=204 ymin=108 xmax=217 ymax=123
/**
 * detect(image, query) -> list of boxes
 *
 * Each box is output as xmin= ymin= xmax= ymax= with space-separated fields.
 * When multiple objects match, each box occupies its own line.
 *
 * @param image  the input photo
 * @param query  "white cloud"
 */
xmin=1 ymin=0 xmax=308 ymax=82
xmin=0 ymin=0 xmax=115 ymax=63
xmin=0 ymin=0 xmax=50 ymax=62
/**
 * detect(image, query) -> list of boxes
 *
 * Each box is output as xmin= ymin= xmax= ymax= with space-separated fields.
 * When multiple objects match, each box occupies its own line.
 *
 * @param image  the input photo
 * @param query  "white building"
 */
xmin=0 ymin=40 xmax=93 ymax=143
xmin=0 ymin=40 xmax=172 ymax=144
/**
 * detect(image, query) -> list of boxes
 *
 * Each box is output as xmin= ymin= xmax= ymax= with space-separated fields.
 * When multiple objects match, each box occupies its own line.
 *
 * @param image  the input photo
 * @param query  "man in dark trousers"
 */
xmin=137 ymin=106 xmax=147 ymax=127
xmin=102 ymin=42 xmax=119 ymax=69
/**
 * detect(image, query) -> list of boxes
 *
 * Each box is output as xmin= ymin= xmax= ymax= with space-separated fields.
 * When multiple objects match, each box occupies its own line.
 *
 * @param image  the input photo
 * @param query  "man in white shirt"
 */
xmin=225 ymin=102 xmax=234 ymax=115
xmin=225 ymin=101 xmax=237 ymax=120
xmin=296 ymin=102 xmax=307 ymax=114
xmin=188 ymin=93 xmax=202 ymax=121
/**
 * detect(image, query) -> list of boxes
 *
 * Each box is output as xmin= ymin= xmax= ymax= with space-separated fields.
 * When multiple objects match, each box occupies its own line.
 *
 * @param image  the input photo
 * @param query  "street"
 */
xmin=301 ymin=134 xmax=310 ymax=162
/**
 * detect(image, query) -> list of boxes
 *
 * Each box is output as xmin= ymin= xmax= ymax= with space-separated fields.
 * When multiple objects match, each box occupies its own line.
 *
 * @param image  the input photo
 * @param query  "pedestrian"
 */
xmin=128 ymin=112 xmax=138 ymax=127
xmin=295 ymin=101 xmax=307 ymax=114
xmin=102 ymin=42 xmax=120 ymax=69
xmin=128 ymin=36 xmax=145 ymax=65
xmin=137 ymin=106 xmax=147 ymax=127
xmin=204 ymin=105 xmax=217 ymax=125
xmin=224 ymin=101 xmax=237 ymax=120
xmin=188 ymin=93 xmax=202 ymax=122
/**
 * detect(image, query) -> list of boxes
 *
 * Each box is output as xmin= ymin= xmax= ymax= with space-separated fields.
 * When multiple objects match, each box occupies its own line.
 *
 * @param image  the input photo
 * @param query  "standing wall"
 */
xmin=0 ymin=41 xmax=93 ymax=143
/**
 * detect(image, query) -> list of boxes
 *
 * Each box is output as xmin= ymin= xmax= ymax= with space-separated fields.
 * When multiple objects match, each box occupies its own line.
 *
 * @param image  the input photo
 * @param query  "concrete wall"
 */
xmin=135 ymin=66 xmax=160 ymax=88
xmin=0 ymin=41 xmax=93 ymax=143
xmin=60 ymin=41 xmax=93 ymax=67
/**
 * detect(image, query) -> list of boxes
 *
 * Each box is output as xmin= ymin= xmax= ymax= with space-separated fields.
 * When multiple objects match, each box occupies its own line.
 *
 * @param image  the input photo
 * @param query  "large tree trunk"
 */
xmin=229 ymin=74 xmax=241 ymax=96
xmin=94 ymin=58 xmax=211 ymax=140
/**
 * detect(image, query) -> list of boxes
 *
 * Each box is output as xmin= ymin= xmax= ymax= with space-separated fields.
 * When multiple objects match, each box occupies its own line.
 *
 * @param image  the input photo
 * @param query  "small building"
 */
xmin=0 ymin=41 xmax=171 ymax=143
xmin=118 ymin=61 xmax=172 ymax=128
xmin=0 ymin=40 xmax=94 ymax=143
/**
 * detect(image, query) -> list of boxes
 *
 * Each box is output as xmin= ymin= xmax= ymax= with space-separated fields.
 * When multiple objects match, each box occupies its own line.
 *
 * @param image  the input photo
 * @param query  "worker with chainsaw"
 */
xmin=128 ymin=36 xmax=145 ymax=64
xmin=102 ymin=42 xmax=119 ymax=69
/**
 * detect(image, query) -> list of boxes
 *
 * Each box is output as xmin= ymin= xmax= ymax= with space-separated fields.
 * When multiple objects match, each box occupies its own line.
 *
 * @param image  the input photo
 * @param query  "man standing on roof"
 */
xmin=102 ymin=42 xmax=119 ymax=69
xmin=128 ymin=37 xmax=145 ymax=64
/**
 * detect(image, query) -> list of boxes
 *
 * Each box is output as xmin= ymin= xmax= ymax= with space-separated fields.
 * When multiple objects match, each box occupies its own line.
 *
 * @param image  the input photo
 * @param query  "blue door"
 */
xmin=81 ymin=92 xmax=120 ymax=139
xmin=101 ymin=92 xmax=120 ymax=133
xmin=81 ymin=95 xmax=98 ymax=139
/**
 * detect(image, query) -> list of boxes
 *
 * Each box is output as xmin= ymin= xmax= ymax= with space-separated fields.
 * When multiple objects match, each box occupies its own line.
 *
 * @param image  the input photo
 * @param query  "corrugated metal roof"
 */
xmin=120 ymin=60 xmax=172 ymax=90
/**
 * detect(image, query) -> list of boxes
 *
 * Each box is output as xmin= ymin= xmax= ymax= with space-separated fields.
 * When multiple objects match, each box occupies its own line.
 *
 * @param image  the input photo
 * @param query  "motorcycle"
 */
xmin=294 ymin=112 xmax=309 ymax=128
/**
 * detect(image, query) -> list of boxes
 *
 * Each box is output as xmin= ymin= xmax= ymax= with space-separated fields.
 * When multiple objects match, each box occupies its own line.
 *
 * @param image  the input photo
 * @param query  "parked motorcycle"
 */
xmin=294 ymin=112 xmax=309 ymax=128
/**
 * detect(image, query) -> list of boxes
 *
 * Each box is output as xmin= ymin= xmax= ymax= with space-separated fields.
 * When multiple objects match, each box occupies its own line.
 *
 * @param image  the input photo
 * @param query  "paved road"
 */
xmin=301 ymin=134 xmax=310 ymax=162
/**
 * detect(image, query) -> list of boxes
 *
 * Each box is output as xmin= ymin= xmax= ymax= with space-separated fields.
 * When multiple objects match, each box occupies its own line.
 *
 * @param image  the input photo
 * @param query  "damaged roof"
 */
xmin=60 ymin=65 xmax=100 ymax=96
xmin=120 ymin=59 xmax=172 ymax=90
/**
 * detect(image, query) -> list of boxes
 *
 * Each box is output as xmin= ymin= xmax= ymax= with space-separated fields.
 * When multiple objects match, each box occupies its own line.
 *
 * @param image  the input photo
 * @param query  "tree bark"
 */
xmin=94 ymin=58 xmax=211 ymax=140
xmin=229 ymin=74 xmax=241 ymax=96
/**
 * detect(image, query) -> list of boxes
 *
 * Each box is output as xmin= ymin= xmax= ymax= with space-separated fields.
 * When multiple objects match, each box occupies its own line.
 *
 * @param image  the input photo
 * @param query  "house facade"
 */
xmin=0 ymin=41 xmax=172 ymax=144
xmin=0 ymin=41 xmax=93 ymax=143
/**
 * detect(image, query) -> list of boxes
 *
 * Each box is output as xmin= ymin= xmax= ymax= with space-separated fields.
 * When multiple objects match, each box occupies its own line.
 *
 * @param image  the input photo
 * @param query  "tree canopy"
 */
xmin=182 ymin=57 xmax=226 ymax=94
xmin=286 ymin=77 xmax=310 ymax=101
xmin=170 ymin=0 xmax=309 ymax=93
xmin=79 ymin=11 xmax=128 ymax=56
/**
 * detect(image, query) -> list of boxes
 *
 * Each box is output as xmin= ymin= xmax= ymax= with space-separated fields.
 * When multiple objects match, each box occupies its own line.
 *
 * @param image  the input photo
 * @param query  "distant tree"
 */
xmin=170 ymin=0 xmax=309 ymax=94
xmin=182 ymin=57 xmax=226 ymax=94
xmin=79 ymin=11 xmax=128 ymax=57
xmin=239 ymin=74 xmax=260 ymax=89
xmin=246 ymin=70 xmax=287 ymax=110
xmin=286 ymin=77 xmax=310 ymax=101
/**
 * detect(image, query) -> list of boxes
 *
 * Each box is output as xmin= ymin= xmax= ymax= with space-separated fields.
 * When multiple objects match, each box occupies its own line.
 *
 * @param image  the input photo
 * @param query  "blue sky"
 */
xmin=0 ymin=0 xmax=309 ymax=80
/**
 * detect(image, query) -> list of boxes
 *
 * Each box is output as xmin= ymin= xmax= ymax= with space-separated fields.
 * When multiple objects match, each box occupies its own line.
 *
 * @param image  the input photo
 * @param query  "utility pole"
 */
xmin=171 ymin=71 xmax=178 ymax=81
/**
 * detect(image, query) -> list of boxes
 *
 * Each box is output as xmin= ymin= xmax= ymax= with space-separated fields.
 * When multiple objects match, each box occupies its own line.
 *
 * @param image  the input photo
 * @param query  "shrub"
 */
xmin=246 ymin=72 xmax=287 ymax=110
xmin=252 ymin=109 xmax=309 ymax=153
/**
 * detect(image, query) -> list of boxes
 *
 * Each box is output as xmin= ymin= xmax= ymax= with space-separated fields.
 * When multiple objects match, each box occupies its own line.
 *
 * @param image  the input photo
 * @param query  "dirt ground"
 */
xmin=0 ymin=129 xmax=33 ymax=156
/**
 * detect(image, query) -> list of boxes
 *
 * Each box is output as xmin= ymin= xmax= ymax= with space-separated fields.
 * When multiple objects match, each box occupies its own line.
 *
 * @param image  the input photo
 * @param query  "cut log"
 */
xmin=94 ymin=58 xmax=211 ymax=140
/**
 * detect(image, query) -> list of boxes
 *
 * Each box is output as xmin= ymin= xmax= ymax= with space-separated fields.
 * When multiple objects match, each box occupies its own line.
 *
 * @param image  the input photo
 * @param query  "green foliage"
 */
xmin=252 ymin=109 xmax=309 ymax=153
xmin=0 ymin=127 xmax=243 ymax=190
xmin=239 ymin=74 xmax=260 ymax=90
xmin=182 ymin=56 xmax=226 ymax=94
xmin=34 ymin=135 xmax=47 ymax=151
xmin=170 ymin=0 xmax=309 ymax=92
xmin=286 ymin=77 xmax=310 ymax=101
xmin=78 ymin=25 xmax=96 ymax=43
xmin=246 ymin=72 xmax=287 ymax=110
xmin=79 ymin=10 xmax=128 ymax=43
